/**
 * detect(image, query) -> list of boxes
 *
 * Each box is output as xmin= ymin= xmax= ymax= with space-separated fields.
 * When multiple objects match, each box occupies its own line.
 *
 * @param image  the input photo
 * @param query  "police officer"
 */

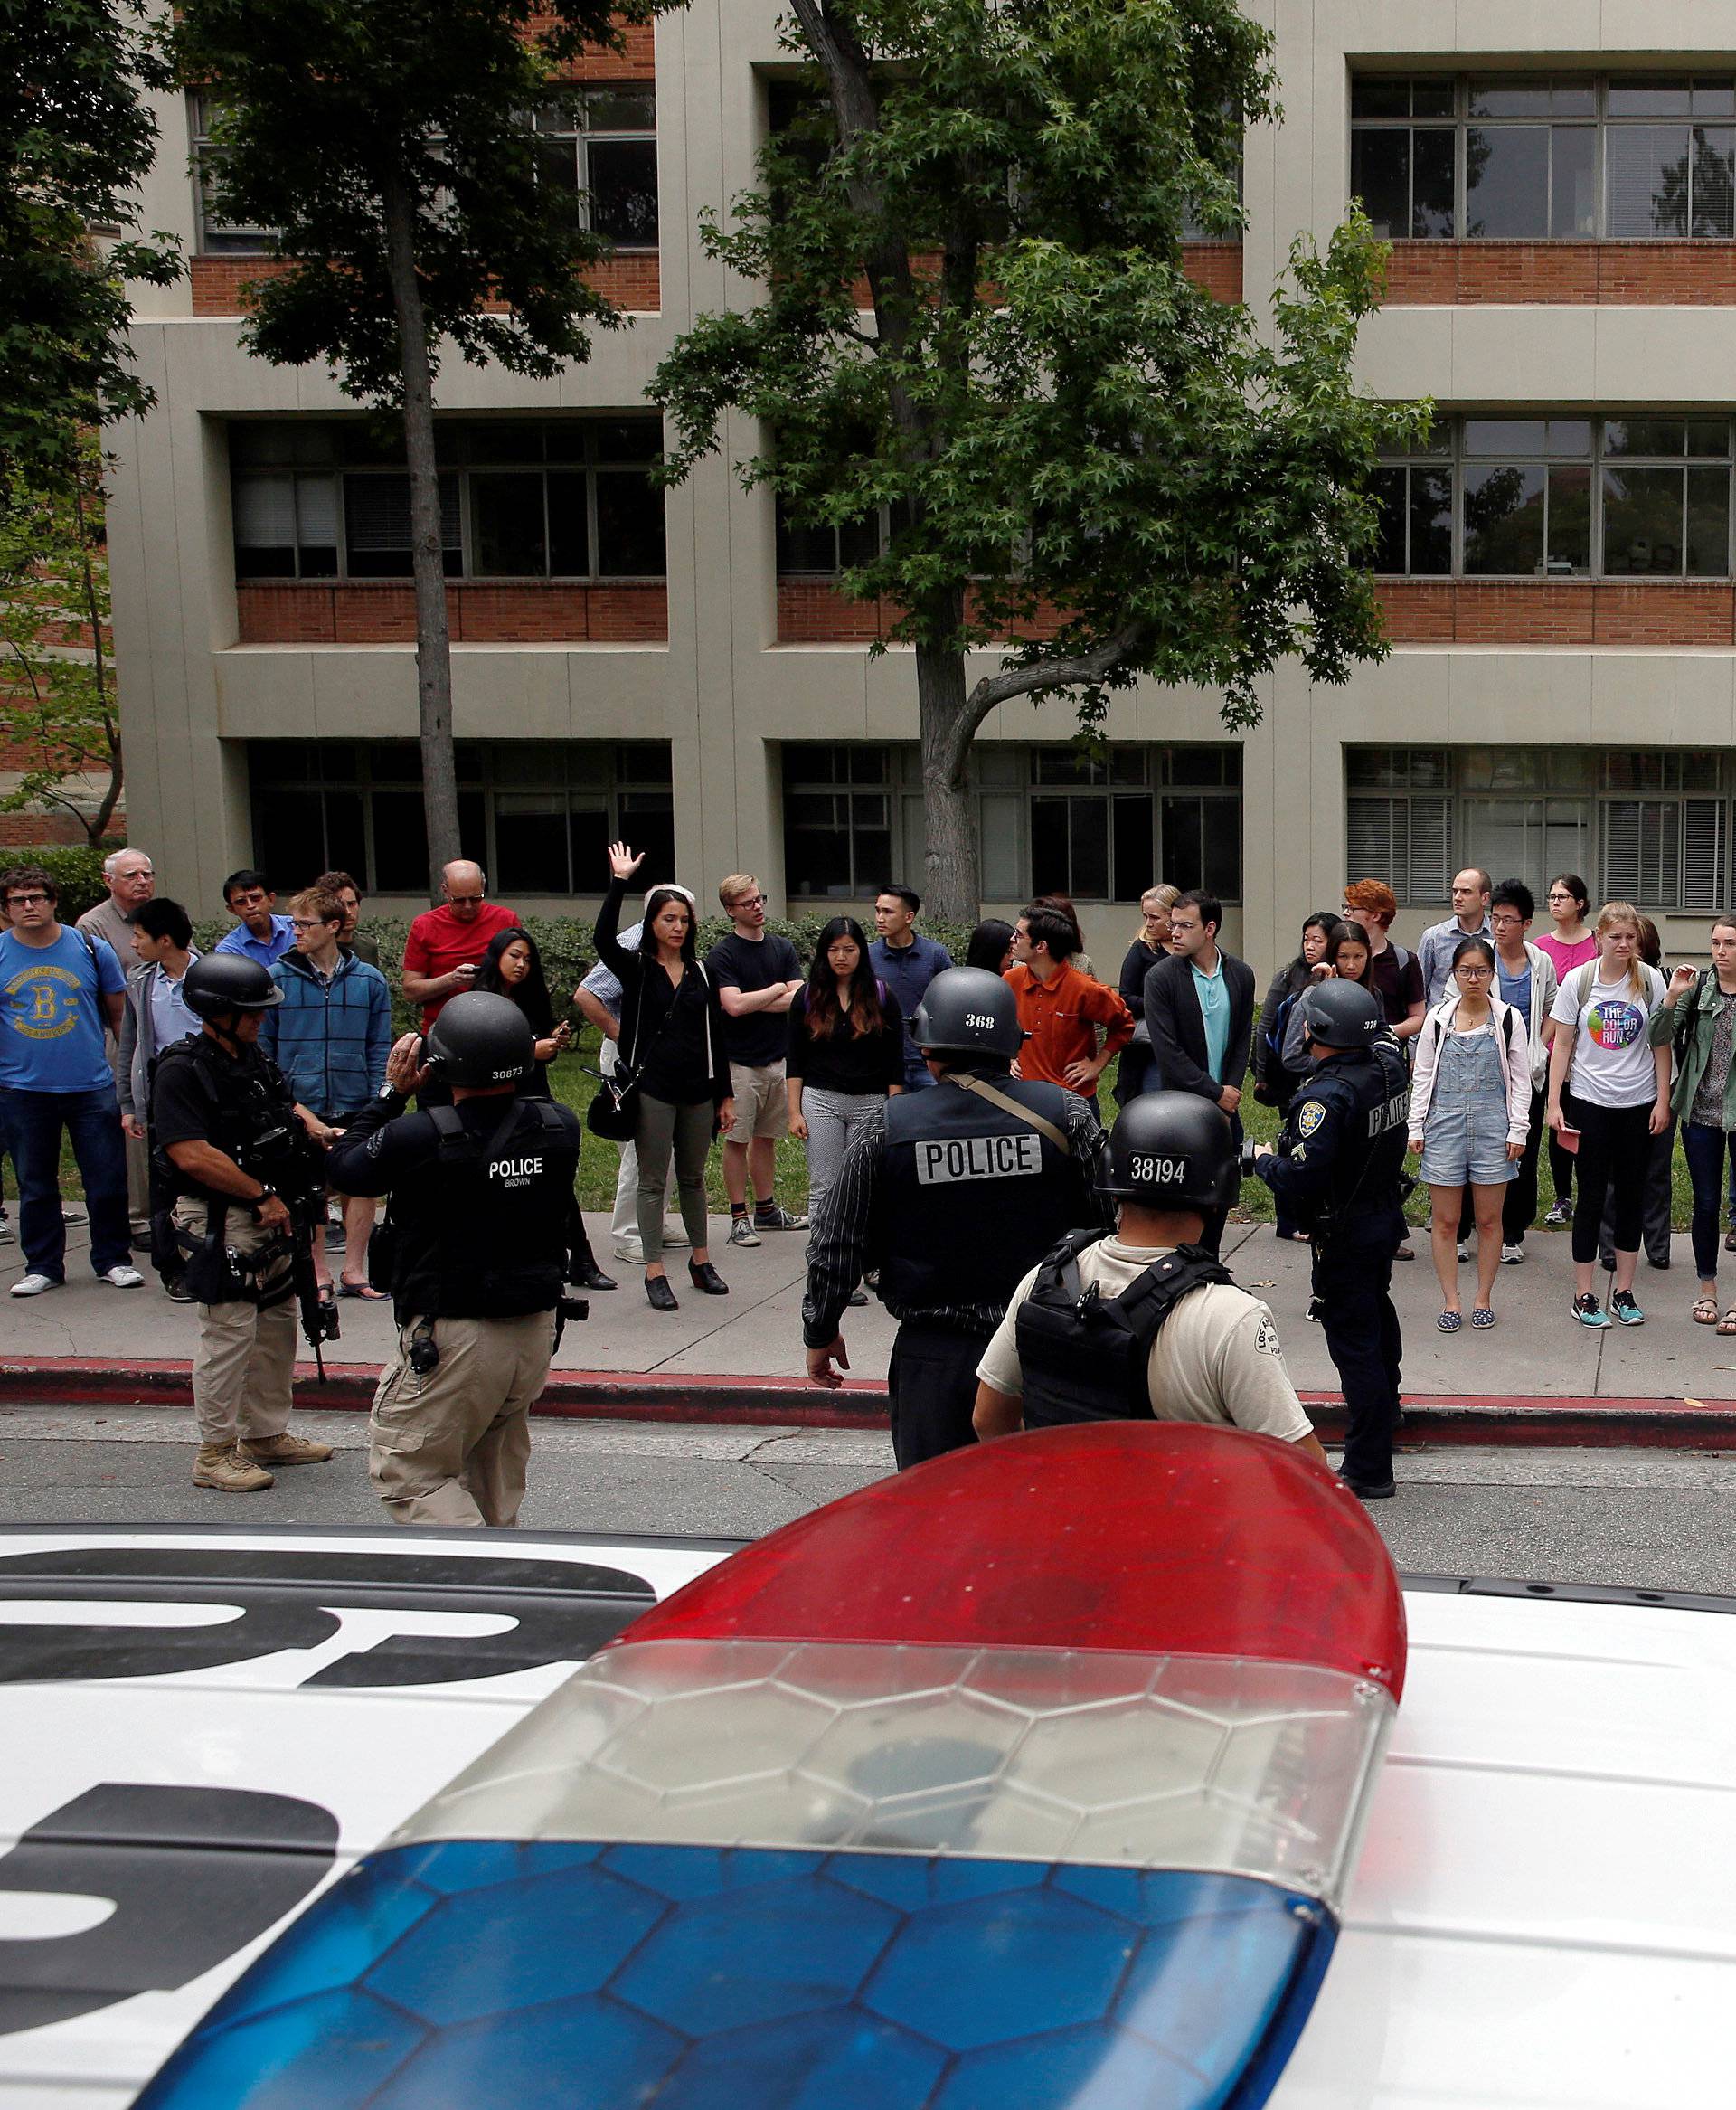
xmin=151 ymin=954 xmax=337 ymax=1493
xmin=972 ymin=1093 xmax=1325 ymax=1460
xmin=1250 ymin=980 xmax=1410 ymax=1499
xmin=326 ymin=991 xmax=582 ymax=1528
xmin=803 ymin=966 xmax=1109 ymax=1467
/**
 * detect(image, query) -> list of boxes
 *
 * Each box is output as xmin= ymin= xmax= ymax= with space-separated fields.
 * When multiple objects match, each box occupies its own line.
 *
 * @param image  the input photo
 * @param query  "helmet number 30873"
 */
xmin=1128 ymin=1155 xmax=1188 ymax=1184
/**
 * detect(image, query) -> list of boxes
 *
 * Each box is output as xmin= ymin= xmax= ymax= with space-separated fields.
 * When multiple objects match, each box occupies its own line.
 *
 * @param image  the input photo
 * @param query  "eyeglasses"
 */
xmin=290 ymin=917 xmax=335 ymax=930
xmin=1489 ymin=913 xmax=1524 ymax=928
xmin=446 ymin=894 xmax=485 ymax=906
xmin=731 ymin=894 xmax=767 ymax=909
xmin=1457 ymin=964 xmax=1493 ymax=978
xmin=5 ymin=892 xmax=49 ymax=907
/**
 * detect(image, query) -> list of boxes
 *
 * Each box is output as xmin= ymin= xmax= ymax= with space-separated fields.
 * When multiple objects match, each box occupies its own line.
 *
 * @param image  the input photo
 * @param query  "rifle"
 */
xmin=241 ymin=1121 xmax=340 ymax=1381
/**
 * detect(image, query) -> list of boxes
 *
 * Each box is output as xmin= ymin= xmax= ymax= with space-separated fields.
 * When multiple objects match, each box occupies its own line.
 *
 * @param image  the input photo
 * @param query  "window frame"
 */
xmin=1350 ymin=73 xmax=1736 ymax=242
xmin=229 ymin=420 xmax=667 ymax=584
xmin=247 ymin=740 xmax=674 ymax=897
xmin=531 ymin=85 xmax=659 ymax=252
xmin=1371 ymin=414 xmax=1735 ymax=581
xmin=189 ymin=93 xmax=278 ymax=256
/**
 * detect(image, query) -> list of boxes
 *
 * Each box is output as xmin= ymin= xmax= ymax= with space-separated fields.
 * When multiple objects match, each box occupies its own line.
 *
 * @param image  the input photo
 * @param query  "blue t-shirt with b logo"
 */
xmin=0 ymin=928 xmax=126 ymax=1093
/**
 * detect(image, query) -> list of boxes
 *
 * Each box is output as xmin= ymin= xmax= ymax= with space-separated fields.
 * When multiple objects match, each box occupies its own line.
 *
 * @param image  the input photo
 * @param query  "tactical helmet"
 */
xmin=1297 ymin=978 xmax=1384 ymax=1051
xmin=1100 ymin=1092 xmax=1239 ymax=1211
xmin=182 ymin=953 xmax=284 ymax=1018
xmin=425 ymin=991 xmax=535 ymax=1088
xmin=910 ymin=966 xmax=1024 ymax=1064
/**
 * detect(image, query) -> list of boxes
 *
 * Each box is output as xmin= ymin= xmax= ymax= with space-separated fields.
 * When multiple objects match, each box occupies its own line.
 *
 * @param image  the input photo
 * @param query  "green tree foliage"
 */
xmin=0 ymin=435 xmax=123 ymax=845
xmin=0 ymin=0 xmax=181 ymax=482
xmin=652 ymin=0 xmax=1427 ymax=920
xmin=171 ymin=0 xmax=676 ymax=898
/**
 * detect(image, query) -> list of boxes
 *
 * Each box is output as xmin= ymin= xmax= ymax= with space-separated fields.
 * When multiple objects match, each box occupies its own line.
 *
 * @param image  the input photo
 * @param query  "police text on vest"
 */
xmin=915 ymin=1133 xmax=1042 ymax=1184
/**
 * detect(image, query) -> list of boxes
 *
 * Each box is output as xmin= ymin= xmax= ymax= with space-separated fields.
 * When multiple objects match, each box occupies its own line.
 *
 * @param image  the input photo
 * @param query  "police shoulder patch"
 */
xmin=1253 ymin=1313 xmax=1282 ymax=1356
xmin=1296 ymin=1101 xmax=1327 ymax=1138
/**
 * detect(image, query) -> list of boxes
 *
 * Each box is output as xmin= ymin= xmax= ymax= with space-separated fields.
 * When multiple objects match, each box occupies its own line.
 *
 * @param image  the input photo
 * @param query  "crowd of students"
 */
xmin=4 ymin=846 xmax=1733 ymax=1341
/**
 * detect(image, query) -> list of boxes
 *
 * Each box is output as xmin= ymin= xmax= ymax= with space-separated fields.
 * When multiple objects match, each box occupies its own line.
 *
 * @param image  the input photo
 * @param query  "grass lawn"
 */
xmin=5 ymin=1028 xmax=1700 ymax=1232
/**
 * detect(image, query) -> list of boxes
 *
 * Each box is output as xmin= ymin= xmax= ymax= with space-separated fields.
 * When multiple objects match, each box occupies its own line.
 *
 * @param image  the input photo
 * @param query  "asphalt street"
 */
xmin=4 ymin=1404 xmax=1736 ymax=1595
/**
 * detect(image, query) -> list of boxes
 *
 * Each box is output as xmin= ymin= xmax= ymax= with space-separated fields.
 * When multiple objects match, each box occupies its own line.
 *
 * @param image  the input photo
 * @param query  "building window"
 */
xmin=773 ymin=497 xmax=885 ymax=574
xmin=1351 ymin=74 xmax=1736 ymax=241
xmin=248 ymin=741 xmax=674 ymax=896
xmin=782 ymin=745 xmax=894 ymax=898
xmin=781 ymin=744 xmax=1242 ymax=906
xmin=230 ymin=420 xmax=665 ymax=582
xmin=189 ymin=94 xmax=277 ymax=255
xmin=1347 ymin=745 xmax=1728 ymax=911
xmin=533 ymin=88 xmax=658 ymax=249
xmin=1371 ymin=415 xmax=1733 ymax=580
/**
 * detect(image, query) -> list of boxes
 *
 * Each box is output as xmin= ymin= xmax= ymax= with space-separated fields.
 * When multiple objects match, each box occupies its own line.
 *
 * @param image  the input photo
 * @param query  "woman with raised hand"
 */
xmin=1408 ymin=935 xmax=1531 ymax=1334
xmin=787 ymin=916 xmax=904 ymax=1227
xmin=595 ymin=844 xmax=732 ymax=1312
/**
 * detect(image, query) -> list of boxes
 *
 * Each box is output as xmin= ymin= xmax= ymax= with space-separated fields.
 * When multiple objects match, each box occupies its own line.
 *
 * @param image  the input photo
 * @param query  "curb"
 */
xmin=5 ymin=1358 xmax=1736 ymax=1448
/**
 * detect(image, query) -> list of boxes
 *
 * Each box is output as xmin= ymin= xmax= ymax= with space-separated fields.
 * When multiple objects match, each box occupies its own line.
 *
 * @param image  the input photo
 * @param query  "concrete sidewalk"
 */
xmin=5 ymin=1210 xmax=1736 ymax=1432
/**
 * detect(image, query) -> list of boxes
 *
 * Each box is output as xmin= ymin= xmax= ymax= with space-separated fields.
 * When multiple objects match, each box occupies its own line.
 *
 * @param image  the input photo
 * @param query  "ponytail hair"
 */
xmin=1594 ymin=901 xmax=1646 ymax=998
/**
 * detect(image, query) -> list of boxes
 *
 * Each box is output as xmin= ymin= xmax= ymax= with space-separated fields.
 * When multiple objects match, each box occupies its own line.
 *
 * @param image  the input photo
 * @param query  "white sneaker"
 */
xmin=0 ymin=1214 xmax=13 ymax=1246
xmin=10 ymin=1273 xmax=61 ymax=1297
xmin=662 ymin=1221 xmax=691 ymax=1248
xmin=1501 ymin=1243 xmax=1524 ymax=1265
xmin=612 ymin=1239 xmax=646 ymax=1265
xmin=99 ymin=1264 xmax=145 ymax=1288
xmin=1456 ymin=1244 xmax=1468 ymax=1263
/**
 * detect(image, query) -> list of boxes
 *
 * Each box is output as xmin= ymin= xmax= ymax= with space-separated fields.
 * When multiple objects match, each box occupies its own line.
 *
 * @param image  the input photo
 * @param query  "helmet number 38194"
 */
xmin=1129 ymin=1155 xmax=1189 ymax=1185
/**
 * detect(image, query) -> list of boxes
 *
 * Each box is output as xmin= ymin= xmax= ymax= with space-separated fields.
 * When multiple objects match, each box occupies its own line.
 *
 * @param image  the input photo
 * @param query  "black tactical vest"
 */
xmin=1307 ymin=1041 xmax=1412 ymax=1226
xmin=1017 ymin=1232 xmax=1233 ymax=1427
xmin=386 ymin=1098 xmax=581 ymax=1319
xmin=878 ymin=1073 xmax=1081 ymax=1316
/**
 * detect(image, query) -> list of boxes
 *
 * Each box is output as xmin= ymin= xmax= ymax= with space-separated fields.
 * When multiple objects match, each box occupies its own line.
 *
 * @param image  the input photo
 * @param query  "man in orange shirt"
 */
xmin=1005 ymin=904 xmax=1134 ymax=1109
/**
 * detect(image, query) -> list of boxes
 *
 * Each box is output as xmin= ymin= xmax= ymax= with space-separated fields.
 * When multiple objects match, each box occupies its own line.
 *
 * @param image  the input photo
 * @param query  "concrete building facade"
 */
xmin=109 ymin=2 xmax=1736 ymax=965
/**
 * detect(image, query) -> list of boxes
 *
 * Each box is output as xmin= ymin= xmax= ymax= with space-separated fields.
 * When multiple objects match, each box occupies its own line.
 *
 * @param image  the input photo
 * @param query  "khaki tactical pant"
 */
xmin=173 ymin=1199 xmax=297 ymax=1450
xmin=369 ymin=1310 xmax=556 ymax=1528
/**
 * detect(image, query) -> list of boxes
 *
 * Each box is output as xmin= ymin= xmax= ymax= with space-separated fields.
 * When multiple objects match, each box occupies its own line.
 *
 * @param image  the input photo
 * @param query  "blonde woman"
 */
xmin=1545 ymin=903 xmax=1671 ymax=1328
xmin=1116 ymin=885 xmax=1179 ymax=1104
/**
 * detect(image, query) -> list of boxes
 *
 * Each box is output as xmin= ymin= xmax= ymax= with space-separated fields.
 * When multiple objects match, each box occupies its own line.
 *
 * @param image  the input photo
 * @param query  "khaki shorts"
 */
xmin=727 ymin=1062 xmax=789 ymax=1145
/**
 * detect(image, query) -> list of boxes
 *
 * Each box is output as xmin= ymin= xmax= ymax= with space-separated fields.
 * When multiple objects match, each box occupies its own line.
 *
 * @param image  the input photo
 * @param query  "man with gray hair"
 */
xmin=78 ymin=847 xmax=156 ymax=1244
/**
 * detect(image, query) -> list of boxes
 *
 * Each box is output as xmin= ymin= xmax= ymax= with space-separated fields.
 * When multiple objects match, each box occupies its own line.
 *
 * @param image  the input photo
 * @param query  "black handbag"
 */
xmin=585 ymin=962 xmax=700 ymax=1140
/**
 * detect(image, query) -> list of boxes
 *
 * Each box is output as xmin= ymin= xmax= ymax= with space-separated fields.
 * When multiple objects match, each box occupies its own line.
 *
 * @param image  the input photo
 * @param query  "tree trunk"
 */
xmin=381 ymin=175 xmax=461 ymax=901
xmin=71 ymin=466 xmax=121 ymax=845
xmin=916 ymin=637 xmax=980 ymax=925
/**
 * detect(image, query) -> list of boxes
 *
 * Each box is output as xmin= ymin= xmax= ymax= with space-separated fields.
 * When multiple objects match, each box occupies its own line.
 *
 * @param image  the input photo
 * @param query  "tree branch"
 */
xmin=961 ymin=620 xmax=1151 ymax=724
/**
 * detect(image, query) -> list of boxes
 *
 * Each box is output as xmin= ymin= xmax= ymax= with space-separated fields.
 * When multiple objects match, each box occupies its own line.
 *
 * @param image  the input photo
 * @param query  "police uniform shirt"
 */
xmin=976 ymin=1237 xmax=1314 ymax=1442
xmin=1261 ymin=1044 xmax=1410 ymax=1222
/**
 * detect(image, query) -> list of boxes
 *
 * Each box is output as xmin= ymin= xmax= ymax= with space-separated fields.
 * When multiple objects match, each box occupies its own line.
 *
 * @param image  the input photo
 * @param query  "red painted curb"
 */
xmin=5 ymin=1356 xmax=1736 ymax=1446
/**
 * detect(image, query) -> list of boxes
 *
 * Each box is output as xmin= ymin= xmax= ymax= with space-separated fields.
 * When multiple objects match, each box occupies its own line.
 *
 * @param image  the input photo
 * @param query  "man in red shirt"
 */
xmin=1005 ymin=903 xmax=1134 ymax=1106
xmin=401 ymin=861 xmax=520 ymax=1030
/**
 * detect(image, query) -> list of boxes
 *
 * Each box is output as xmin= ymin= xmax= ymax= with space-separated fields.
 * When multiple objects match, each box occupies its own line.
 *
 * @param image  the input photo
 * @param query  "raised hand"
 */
xmin=607 ymin=840 xmax=645 ymax=882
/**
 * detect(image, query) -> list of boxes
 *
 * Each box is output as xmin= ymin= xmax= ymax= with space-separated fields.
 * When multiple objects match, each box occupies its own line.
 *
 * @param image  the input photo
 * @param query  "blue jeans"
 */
xmin=1683 ymin=1120 xmax=1728 ymax=1282
xmin=0 ymin=1084 xmax=132 ymax=1280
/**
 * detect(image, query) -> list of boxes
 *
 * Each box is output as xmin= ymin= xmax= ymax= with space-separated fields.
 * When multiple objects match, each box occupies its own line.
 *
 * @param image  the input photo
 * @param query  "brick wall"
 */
xmin=1379 ymin=578 xmax=1736 ymax=644
xmin=1382 ymin=241 xmax=1736 ymax=307
xmin=235 ymin=578 xmax=668 ymax=643
xmin=192 ymin=251 xmax=657 ymax=316
xmin=540 ymin=14 xmax=655 ymax=78
xmin=1180 ymin=242 xmax=1242 ymax=301
xmin=776 ymin=581 xmax=1065 ymax=644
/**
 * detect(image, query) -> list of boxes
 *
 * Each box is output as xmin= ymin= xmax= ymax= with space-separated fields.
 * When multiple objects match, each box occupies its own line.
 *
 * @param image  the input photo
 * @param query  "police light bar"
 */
xmin=137 ymin=1424 xmax=1404 ymax=2110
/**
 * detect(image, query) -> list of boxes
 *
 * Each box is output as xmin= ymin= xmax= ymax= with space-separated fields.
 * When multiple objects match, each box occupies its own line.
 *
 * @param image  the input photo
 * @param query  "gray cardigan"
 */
xmin=118 ymin=954 xmax=202 ymax=1119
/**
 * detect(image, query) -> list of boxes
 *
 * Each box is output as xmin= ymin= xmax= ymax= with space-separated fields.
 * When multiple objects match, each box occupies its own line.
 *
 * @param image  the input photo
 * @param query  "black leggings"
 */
xmin=1566 ymin=1091 xmax=1652 ymax=1264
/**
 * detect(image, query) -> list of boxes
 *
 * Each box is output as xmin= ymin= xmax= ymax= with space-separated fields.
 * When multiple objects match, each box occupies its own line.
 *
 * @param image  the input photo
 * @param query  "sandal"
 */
xmin=337 ymin=1276 xmax=388 ymax=1301
xmin=1694 ymin=1295 xmax=1721 ymax=1326
xmin=1720 ymin=1308 xmax=1736 ymax=1337
xmin=1470 ymin=1306 xmax=1495 ymax=1329
xmin=1436 ymin=1310 xmax=1462 ymax=1334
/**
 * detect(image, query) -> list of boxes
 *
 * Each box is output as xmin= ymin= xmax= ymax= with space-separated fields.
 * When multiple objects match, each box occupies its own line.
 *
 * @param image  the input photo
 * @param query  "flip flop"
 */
xmin=337 ymin=1277 xmax=388 ymax=1301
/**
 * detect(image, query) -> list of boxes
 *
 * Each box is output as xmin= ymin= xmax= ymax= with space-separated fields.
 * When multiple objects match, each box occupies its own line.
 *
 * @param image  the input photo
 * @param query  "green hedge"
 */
xmin=1 ymin=844 xmax=118 ymax=924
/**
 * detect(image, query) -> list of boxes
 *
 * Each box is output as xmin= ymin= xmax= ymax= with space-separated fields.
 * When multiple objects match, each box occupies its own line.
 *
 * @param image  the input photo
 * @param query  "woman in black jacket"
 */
xmin=787 ymin=916 xmax=904 ymax=1222
xmin=596 ymin=844 xmax=733 ymax=1311
xmin=474 ymin=925 xmax=615 ymax=1292
xmin=1115 ymin=885 xmax=1178 ymax=1105
xmin=1255 ymin=912 xmax=1338 ymax=1243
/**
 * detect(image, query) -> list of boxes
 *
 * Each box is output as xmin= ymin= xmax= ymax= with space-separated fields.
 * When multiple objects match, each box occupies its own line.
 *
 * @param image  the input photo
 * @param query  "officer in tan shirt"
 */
xmin=974 ymin=1093 xmax=1325 ymax=1457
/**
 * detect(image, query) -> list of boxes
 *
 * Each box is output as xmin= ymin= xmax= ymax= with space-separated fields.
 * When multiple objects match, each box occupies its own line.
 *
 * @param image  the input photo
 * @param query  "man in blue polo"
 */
xmin=869 ymin=884 xmax=954 ymax=1093
xmin=213 ymin=869 xmax=295 ymax=969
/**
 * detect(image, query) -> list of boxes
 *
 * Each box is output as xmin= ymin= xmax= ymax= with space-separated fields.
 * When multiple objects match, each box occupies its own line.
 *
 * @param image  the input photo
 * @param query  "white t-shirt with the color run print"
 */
xmin=1551 ymin=960 xmax=1667 ymax=1108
